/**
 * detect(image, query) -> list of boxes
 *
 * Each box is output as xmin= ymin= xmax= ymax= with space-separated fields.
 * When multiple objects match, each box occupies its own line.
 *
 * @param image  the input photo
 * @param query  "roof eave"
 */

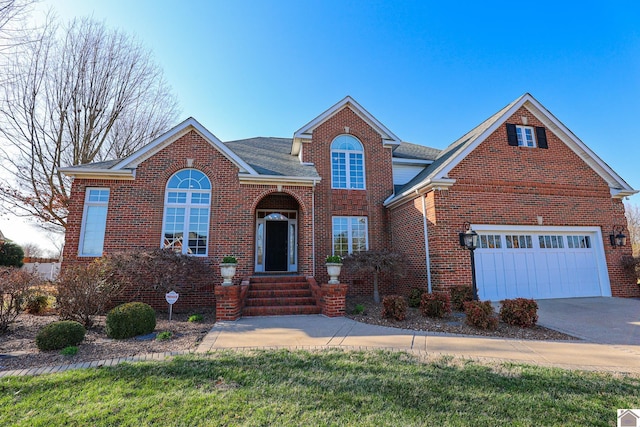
xmin=59 ymin=167 xmax=135 ymax=180
xmin=239 ymin=174 xmax=321 ymax=187
xmin=384 ymin=178 xmax=456 ymax=208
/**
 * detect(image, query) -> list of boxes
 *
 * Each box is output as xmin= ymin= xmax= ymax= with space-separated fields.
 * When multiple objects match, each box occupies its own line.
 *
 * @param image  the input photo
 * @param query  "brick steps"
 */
xmin=243 ymin=276 xmax=320 ymax=316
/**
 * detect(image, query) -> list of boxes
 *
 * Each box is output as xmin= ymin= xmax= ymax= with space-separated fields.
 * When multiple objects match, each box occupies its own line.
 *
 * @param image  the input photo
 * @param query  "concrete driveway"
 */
xmin=536 ymin=297 xmax=640 ymax=345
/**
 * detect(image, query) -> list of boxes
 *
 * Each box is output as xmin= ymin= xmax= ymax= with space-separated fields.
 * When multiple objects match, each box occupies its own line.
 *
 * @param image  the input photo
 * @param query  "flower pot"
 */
xmin=220 ymin=263 xmax=237 ymax=286
xmin=326 ymin=263 xmax=343 ymax=284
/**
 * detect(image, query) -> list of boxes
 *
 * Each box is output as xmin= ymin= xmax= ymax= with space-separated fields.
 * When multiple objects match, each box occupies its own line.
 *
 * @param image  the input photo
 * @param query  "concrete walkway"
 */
xmin=196 ymin=315 xmax=640 ymax=373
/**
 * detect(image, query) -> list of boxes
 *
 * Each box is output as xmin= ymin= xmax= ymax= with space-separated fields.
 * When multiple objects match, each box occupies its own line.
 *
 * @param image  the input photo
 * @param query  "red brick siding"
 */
xmin=395 ymin=106 xmax=638 ymax=298
xmin=63 ymin=130 xmax=316 ymax=308
xmin=303 ymin=106 xmax=394 ymax=294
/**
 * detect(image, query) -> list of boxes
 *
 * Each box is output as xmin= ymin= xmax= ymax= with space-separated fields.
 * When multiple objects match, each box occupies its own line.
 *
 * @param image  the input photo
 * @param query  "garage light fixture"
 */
xmin=609 ymin=226 xmax=627 ymax=248
xmin=459 ymin=222 xmax=479 ymax=300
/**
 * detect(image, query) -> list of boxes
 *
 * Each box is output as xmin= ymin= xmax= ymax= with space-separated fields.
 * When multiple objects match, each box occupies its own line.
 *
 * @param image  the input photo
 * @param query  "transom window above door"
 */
xmin=162 ymin=169 xmax=211 ymax=255
xmin=331 ymin=135 xmax=365 ymax=189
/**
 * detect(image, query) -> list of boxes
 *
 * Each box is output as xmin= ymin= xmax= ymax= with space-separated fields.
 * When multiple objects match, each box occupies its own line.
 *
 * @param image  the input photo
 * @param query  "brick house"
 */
xmin=60 ymin=93 xmax=639 ymax=317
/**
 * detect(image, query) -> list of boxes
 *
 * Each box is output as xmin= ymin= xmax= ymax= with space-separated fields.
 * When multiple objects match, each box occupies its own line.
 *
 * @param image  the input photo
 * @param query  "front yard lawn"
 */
xmin=1 ymin=349 xmax=638 ymax=426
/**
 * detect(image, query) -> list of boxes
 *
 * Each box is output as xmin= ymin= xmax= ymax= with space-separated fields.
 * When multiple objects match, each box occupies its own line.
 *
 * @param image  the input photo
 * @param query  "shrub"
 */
xmin=56 ymin=259 xmax=123 ymax=328
xmin=325 ymin=255 xmax=342 ymax=263
xmin=222 ymin=256 xmax=237 ymax=264
xmin=450 ymin=285 xmax=474 ymax=311
xmin=352 ymin=304 xmax=365 ymax=315
xmin=0 ymin=242 xmax=25 ymax=267
xmin=382 ymin=295 xmax=407 ymax=321
xmin=463 ymin=301 xmax=498 ymax=330
xmin=343 ymin=250 xmax=406 ymax=303
xmin=499 ymin=298 xmax=538 ymax=327
xmin=156 ymin=331 xmax=172 ymax=341
xmin=106 ymin=302 xmax=156 ymax=339
xmin=188 ymin=314 xmax=204 ymax=322
xmin=24 ymin=293 xmax=50 ymax=315
xmin=60 ymin=346 xmax=78 ymax=356
xmin=408 ymin=287 xmax=425 ymax=308
xmin=0 ymin=267 xmax=40 ymax=333
xmin=104 ymin=249 xmax=211 ymax=295
xmin=420 ymin=292 xmax=452 ymax=318
xmin=35 ymin=320 xmax=86 ymax=351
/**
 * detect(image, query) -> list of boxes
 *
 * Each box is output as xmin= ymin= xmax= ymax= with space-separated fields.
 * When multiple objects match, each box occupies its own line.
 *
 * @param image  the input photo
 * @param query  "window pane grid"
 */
xmin=332 ymin=216 xmax=368 ymax=256
xmin=331 ymin=135 xmax=365 ymax=189
xmin=80 ymin=189 xmax=110 ymax=256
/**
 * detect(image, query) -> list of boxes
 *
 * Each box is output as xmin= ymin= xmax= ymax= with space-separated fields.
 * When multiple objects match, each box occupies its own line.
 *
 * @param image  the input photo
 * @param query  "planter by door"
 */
xmin=220 ymin=263 xmax=237 ymax=286
xmin=326 ymin=263 xmax=343 ymax=284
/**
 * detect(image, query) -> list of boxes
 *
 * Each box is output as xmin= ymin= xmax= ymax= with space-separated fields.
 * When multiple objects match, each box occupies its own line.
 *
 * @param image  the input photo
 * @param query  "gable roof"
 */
xmin=292 ymin=96 xmax=402 ymax=155
xmin=393 ymin=141 xmax=440 ymax=162
xmin=386 ymin=93 xmax=637 ymax=207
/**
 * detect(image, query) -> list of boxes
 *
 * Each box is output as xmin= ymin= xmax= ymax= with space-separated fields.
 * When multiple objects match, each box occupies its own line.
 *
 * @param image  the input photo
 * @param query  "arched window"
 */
xmin=331 ymin=135 xmax=365 ymax=189
xmin=162 ymin=169 xmax=211 ymax=255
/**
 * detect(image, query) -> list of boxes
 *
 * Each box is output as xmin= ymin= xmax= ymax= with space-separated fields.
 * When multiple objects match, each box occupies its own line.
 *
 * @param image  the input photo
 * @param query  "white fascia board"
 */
xmin=293 ymin=96 xmax=402 ymax=145
xmin=59 ymin=167 xmax=135 ymax=180
xmin=392 ymin=158 xmax=433 ymax=165
xmin=611 ymin=188 xmax=639 ymax=199
xmin=384 ymin=178 xmax=456 ymax=208
xmin=239 ymin=174 xmax=321 ymax=187
xmin=113 ymin=117 xmax=258 ymax=175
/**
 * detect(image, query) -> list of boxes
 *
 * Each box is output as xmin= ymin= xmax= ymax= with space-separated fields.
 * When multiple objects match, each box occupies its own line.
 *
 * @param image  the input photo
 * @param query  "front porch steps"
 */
xmin=243 ymin=275 xmax=321 ymax=316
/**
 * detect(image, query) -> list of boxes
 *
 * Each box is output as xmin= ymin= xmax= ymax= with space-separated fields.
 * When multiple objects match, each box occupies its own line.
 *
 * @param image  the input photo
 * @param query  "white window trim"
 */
xmin=516 ymin=125 xmax=536 ymax=148
xmin=78 ymin=187 xmax=110 ymax=257
xmin=331 ymin=135 xmax=366 ymax=190
xmin=332 ymin=216 xmax=369 ymax=255
xmin=161 ymin=170 xmax=211 ymax=256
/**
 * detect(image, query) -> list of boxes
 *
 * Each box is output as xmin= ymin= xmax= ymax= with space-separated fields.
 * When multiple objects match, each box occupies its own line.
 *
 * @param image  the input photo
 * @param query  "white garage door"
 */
xmin=474 ymin=226 xmax=611 ymax=300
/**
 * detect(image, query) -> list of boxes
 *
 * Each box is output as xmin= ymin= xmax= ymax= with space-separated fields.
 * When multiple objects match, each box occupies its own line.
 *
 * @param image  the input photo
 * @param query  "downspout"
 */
xmin=312 ymin=180 xmax=316 ymax=277
xmin=421 ymin=194 xmax=432 ymax=293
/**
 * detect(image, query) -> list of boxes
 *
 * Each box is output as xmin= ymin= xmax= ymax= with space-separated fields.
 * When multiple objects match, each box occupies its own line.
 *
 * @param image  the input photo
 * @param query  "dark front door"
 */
xmin=265 ymin=221 xmax=288 ymax=271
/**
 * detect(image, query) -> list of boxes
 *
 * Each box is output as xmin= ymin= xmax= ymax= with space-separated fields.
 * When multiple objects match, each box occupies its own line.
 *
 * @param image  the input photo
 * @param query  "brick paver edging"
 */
xmin=2 ymin=345 xmax=639 ymax=378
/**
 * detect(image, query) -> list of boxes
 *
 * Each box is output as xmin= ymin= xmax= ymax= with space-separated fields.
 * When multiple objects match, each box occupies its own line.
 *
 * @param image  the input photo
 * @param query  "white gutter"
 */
xmin=239 ymin=174 xmax=321 ymax=186
xmin=59 ymin=168 xmax=135 ymax=180
xmin=421 ymin=194 xmax=432 ymax=293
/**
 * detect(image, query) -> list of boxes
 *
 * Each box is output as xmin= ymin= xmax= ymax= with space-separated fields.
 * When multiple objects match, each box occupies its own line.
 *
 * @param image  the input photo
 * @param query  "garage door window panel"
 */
xmin=480 ymin=235 xmax=502 ymax=249
xmin=539 ymin=235 xmax=564 ymax=249
xmin=505 ymin=235 xmax=532 ymax=249
xmin=567 ymin=235 xmax=591 ymax=249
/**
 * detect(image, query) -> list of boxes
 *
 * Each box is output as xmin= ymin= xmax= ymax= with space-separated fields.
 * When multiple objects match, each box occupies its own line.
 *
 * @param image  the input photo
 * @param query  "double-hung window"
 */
xmin=516 ymin=125 xmax=536 ymax=147
xmin=79 ymin=188 xmax=110 ymax=256
xmin=331 ymin=135 xmax=365 ymax=189
xmin=332 ymin=216 xmax=368 ymax=256
xmin=162 ymin=169 xmax=211 ymax=255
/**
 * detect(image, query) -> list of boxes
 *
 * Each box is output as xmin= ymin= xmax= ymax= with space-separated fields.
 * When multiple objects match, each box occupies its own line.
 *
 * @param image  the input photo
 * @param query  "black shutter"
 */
xmin=536 ymin=127 xmax=548 ymax=149
xmin=506 ymin=123 xmax=518 ymax=146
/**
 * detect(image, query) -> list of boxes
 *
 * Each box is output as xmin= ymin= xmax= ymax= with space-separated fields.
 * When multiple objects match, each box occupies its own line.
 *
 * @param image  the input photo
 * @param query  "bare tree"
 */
xmin=0 ymin=16 xmax=179 ymax=231
xmin=625 ymin=203 xmax=640 ymax=256
xmin=343 ymin=250 xmax=406 ymax=303
xmin=0 ymin=0 xmax=37 ymax=56
xmin=20 ymin=241 xmax=44 ymax=257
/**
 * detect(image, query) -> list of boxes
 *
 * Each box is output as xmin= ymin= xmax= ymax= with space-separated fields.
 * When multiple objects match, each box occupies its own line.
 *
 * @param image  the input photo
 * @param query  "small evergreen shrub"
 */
xmin=420 ymin=292 xmax=452 ymax=318
xmin=408 ymin=287 xmax=425 ymax=308
xmin=352 ymin=303 xmax=365 ymax=315
xmin=382 ymin=295 xmax=407 ymax=321
xmin=105 ymin=302 xmax=156 ymax=339
xmin=25 ymin=293 xmax=50 ymax=315
xmin=450 ymin=285 xmax=474 ymax=311
xmin=499 ymin=298 xmax=538 ymax=327
xmin=222 ymin=256 xmax=237 ymax=264
xmin=156 ymin=331 xmax=172 ymax=341
xmin=35 ymin=320 xmax=86 ymax=351
xmin=60 ymin=346 xmax=78 ymax=356
xmin=463 ymin=301 xmax=498 ymax=330
xmin=188 ymin=314 xmax=204 ymax=322
xmin=325 ymin=255 xmax=342 ymax=263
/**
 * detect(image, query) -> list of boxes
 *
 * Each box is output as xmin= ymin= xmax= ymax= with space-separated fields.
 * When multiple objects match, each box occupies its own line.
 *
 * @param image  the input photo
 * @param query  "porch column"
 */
xmin=215 ymin=284 xmax=242 ymax=321
xmin=320 ymin=283 xmax=348 ymax=317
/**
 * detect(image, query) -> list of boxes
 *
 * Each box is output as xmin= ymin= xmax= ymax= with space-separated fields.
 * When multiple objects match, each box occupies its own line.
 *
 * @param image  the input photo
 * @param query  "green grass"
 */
xmin=1 ymin=349 xmax=638 ymax=426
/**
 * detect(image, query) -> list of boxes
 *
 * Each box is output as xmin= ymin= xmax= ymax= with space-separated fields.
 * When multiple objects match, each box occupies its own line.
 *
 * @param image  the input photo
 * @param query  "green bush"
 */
xmin=105 ymin=302 xmax=156 ymax=339
xmin=222 ymin=256 xmax=238 ymax=264
xmin=464 ymin=301 xmax=498 ymax=330
xmin=352 ymin=304 xmax=365 ymax=315
xmin=156 ymin=331 xmax=172 ymax=341
xmin=35 ymin=320 xmax=86 ymax=351
xmin=499 ymin=298 xmax=538 ymax=327
xmin=188 ymin=314 xmax=203 ymax=322
xmin=0 ymin=242 xmax=24 ymax=267
xmin=420 ymin=292 xmax=452 ymax=318
xmin=450 ymin=285 xmax=474 ymax=311
xmin=408 ymin=287 xmax=425 ymax=308
xmin=60 ymin=346 xmax=78 ymax=356
xmin=382 ymin=295 xmax=407 ymax=321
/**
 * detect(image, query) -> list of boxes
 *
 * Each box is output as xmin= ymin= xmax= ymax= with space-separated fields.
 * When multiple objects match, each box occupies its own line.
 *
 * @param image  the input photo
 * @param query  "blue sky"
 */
xmin=3 ymin=0 xmax=640 ymax=250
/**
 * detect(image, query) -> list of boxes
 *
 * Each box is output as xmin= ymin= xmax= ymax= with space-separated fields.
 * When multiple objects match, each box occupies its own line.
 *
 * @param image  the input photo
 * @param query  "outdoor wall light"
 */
xmin=610 ymin=225 xmax=627 ymax=248
xmin=459 ymin=222 xmax=479 ymax=300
